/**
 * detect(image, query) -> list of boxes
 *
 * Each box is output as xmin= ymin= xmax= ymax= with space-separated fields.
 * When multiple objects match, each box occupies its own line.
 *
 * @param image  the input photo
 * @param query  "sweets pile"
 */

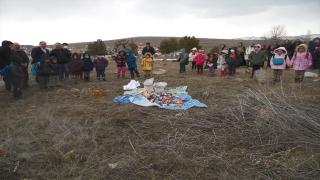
xmin=142 ymin=92 xmax=184 ymax=106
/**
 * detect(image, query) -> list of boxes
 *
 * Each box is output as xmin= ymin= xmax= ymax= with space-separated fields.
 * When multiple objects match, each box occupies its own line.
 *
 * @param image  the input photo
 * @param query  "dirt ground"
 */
xmin=0 ymin=59 xmax=319 ymax=179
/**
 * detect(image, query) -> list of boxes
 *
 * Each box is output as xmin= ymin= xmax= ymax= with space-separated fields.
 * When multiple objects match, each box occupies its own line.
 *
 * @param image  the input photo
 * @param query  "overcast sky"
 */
xmin=0 ymin=0 xmax=319 ymax=46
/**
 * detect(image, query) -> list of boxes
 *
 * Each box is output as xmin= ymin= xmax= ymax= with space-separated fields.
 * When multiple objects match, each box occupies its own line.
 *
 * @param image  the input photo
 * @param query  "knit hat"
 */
xmin=221 ymin=50 xmax=228 ymax=54
xmin=10 ymin=55 xmax=23 ymax=65
xmin=191 ymin=47 xmax=197 ymax=51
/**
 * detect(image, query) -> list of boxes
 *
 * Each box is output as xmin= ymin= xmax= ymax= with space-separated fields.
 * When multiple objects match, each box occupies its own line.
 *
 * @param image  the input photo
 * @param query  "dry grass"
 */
xmin=0 ymin=60 xmax=320 ymax=179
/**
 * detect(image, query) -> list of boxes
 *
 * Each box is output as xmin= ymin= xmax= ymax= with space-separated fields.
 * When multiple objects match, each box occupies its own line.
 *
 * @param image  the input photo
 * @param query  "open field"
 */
xmin=0 ymin=60 xmax=320 ymax=179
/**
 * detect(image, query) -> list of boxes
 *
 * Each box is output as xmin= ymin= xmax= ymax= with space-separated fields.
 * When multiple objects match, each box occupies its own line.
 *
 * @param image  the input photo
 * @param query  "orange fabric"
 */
xmin=230 ymin=53 xmax=236 ymax=59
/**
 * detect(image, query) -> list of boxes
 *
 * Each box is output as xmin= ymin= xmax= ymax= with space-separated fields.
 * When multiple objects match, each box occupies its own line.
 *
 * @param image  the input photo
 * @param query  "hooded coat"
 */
xmin=114 ymin=50 xmax=127 ymax=67
xmin=270 ymin=47 xmax=291 ymax=69
xmin=93 ymin=56 xmax=108 ymax=71
xmin=194 ymin=50 xmax=206 ymax=66
xmin=68 ymin=53 xmax=84 ymax=75
xmin=125 ymin=49 xmax=137 ymax=68
xmin=189 ymin=48 xmax=198 ymax=62
xmin=35 ymin=54 xmax=52 ymax=75
xmin=248 ymin=44 xmax=266 ymax=66
xmin=48 ymin=56 xmax=60 ymax=75
xmin=289 ymin=44 xmax=312 ymax=70
xmin=178 ymin=49 xmax=188 ymax=64
xmin=141 ymin=52 xmax=153 ymax=71
xmin=9 ymin=55 xmax=25 ymax=82
xmin=226 ymin=47 xmax=241 ymax=65
xmin=82 ymin=53 xmax=94 ymax=71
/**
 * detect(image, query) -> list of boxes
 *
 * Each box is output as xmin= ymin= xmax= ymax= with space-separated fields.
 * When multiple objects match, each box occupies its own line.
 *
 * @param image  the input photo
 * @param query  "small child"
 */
xmin=226 ymin=47 xmax=240 ymax=77
xmin=270 ymin=47 xmax=291 ymax=82
xmin=194 ymin=49 xmax=206 ymax=75
xmin=206 ymin=52 xmax=218 ymax=76
xmin=125 ymin=49 xmax=140 ymax=78
xmin=48 ymin=56 xmax=60 ymax=89
xmin=93 ymin=53 xmax=108 ymax=81
xmin=248 ymin=44 xmax=266 ymax=78
xmin=114 ymin=50 xmax=127 ymax=78
xmin=9 ymin=55 xmax=25 ymax=100
xmin=82 ymin=52 xmax=94 ymax=82
xmin=217 ymin=50 xmax=228 ymax=77
xmin=289 ymin=44 xmax=312 ymax=83
xmin=68 ymin=53 xmax=84 ymax=85
xmin=35 ymin=55 xmax=51 ymax=91
xmin=141 ymin=52 xmax=153 ymax=77
xmin=189 ymin=47 xmax=198 ymax=71
xmin=178 ymin=49 xmax=188 ymax=73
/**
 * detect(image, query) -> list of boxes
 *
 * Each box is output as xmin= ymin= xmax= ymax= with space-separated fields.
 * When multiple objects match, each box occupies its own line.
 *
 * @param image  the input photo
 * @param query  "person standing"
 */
xmin=281 ymin=39 xmax=294 ymax=58
xmin=245 ymin=42 xmax=255 ymax=67
xmin=0 ymin=40 xmax=13 ymax=92
xmin=308 ymin=37 xmax=320 ymax=69
xmin=267 ymin=40 xmax=280 ymax=67
xmin=12 ymin=42 xmax=30 ymax=89
xmin=248 ymin=44 xmax=267 ymax=79
xmin=31 ymin=41 xmax=49 ymax=84
xmin=142 ymin=42 xmax=155 ymax=56
xmin=49 ymin=42 xmax=71 ymax=81
xmin=237 ymin=42 xmax=246 ymax=66
xmin=9 ymin=55 xmax=25 ymax=100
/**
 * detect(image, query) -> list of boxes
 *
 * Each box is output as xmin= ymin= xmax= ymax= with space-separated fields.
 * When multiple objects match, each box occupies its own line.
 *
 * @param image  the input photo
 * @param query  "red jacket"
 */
xmin=194 ymin=54 xmax=206 ymax=65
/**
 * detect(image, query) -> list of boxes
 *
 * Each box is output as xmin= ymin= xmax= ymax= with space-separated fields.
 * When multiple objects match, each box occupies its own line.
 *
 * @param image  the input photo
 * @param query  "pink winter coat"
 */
xmin=270 ymin=47 xmax=291 ymax=69
xmin=289 ymin=44 xmax=312 ymax=70
xmin=194 ymin=54 xmax=206 ymax=65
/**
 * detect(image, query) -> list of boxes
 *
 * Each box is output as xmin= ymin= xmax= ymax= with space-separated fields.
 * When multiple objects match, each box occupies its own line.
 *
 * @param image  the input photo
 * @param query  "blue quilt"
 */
xmin=114 ymin=87 xmax=207 ymax=110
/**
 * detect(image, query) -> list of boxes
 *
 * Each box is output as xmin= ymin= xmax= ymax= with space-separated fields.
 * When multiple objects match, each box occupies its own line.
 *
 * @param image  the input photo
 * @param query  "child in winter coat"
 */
xmin=207 ymin=52 xmax=218 ymax=76
xmin=114 ymin=50 xmax=127 ymax=78
xmin=35 ymin=55 xmax=51 ymax=91
xmin=217 ymin=50 xmax=228 ymax=77
xmin=178 ymin=49 xmax=188 ymax=73
xmin=9 ymin=55 xmax=25 ymax=100
xmin=289 ymin=44 xmax=312 ymax=83
xmin=0 ymin=65 xmax=11 ymax=92
xmin=248 ymin=44 xmax=266 ymax=78
xmin=93 ymin=53 xmax=108 ymax=81
xmin=225 ymin=47 xmax=240 ymax=77
xmin=82 ymin=52 xmax=94 ymax=82
xmin=141 ymin=52 xmax=153 ymax=77
xmin=194 ymin=49 xmax=206 ymax=75
xmin=189 ymin=47 xmax=198 ymax=71
xmin=270 ymin=47 xmax=291 ymax=82
xmin=48 ymin=56 xmax=60 ymax=88
xmin=125 ymin=49 xmax=140 ymax=78
xmin=68 ymin=53 xmax=84 ymax=85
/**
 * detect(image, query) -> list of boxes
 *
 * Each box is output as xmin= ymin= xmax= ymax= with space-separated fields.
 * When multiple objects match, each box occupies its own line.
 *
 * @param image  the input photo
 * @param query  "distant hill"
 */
xmin=56 ymin=34 xmax=320 ymax=52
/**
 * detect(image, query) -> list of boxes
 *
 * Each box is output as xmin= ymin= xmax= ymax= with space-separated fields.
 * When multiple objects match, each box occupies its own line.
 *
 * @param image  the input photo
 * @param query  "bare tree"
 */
xmin=269 ymin=25 xmax=287 ymax=40
xmin=304 ymin=29 xmax=312 ymax=42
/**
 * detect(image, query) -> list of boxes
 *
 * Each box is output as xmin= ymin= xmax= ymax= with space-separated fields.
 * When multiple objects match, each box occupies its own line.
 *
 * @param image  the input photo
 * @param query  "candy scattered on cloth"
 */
xmin=114 ymin=86 xmax=207 ymax=110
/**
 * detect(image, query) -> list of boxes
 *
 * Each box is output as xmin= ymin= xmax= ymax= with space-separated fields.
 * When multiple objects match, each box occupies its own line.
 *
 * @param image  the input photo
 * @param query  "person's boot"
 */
xmin=200 ymin=70 xmax=203 ymax=75
xmin=137 ymin=74 xmax=140 ymax=78
xmin=294 ymin=78 xmax=299 ymax=83
xmin=299 ymin=78 xmax=303 ymax=83
xmin=97 ymin=77 xmax=100 ymax=81
xmin=103 ymin=77 xmax=107 ymax=81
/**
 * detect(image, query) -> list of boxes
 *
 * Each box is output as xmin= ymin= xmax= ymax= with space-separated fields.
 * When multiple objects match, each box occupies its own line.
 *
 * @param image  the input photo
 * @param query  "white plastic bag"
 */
xmin=254 ymin=70 xmax=267 ymax=82
xmin=143 ymin=77 xmax=154 ymax=85
xmin=304 ymin=72 xmax=318 ymax=78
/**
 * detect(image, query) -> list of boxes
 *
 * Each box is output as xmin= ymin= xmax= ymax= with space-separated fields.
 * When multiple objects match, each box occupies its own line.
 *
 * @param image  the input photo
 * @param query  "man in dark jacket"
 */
xmin=49 ymin=42 xmax=71 ymax=81
xmin=142 ymin=42 xmax=155 ymax=56
xmin=12 ymin=42 xmax=30 ymax=89
xmin=0 ymin=40 xmax=13 ymax=91
xmin=281 ymin=39 xmax=294 ymax=58
xmin=9 ymin=55 xmax=25 ymax=100
xmin=31 ymin=41 xmax=49 ymax=83
xmin=0 ymin=40 xmax=13 ymax=69
xmin=308 ymin=37 xmax=320 ymax=69
xmin=267 ymin=40 xmax=280 ymax=67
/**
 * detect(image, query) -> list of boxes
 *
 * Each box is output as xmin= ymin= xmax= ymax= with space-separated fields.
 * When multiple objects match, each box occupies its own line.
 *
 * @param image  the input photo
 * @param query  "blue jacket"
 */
xmin=125 ymin=49 xmax=137 ymax=68
xmin=0 ymin=65 xmax=11 ymax=82
xmin=81 ymin=53 xmax=94 ymax=71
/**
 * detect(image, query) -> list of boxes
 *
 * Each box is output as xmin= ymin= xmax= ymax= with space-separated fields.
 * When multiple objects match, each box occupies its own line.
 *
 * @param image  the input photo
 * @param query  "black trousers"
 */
xmin=21 ymin=67 xmax=29 ymax=87
xmin=12 ymin=80 xmax=22 ymax=98
xmin=180 ymin=63 xmax=186 ymax=72
xmin=191 ymin=62 xmax=196 ymax=69
xmin=251 ymin=65 xmax=261 ymax=77
xmin=129 ymin=67 xmax=140 ymax=78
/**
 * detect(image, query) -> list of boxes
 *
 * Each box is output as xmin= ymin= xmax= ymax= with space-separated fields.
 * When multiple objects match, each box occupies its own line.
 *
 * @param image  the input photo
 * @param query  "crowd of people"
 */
xmin=0 ymin=38 xmax=319 ymax=100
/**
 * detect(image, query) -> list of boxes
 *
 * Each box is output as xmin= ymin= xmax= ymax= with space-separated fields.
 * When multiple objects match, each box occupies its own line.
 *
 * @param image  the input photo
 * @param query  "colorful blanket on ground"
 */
xmin=114 ymin=86 xmax=207 ymax=110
